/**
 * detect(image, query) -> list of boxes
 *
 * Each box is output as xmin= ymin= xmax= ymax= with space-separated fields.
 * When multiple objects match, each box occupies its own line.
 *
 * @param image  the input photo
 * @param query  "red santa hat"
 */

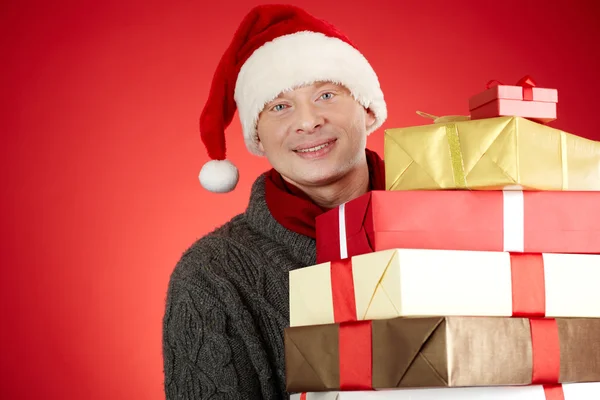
xmin=198 ymin=4 xmax=387 ymax=193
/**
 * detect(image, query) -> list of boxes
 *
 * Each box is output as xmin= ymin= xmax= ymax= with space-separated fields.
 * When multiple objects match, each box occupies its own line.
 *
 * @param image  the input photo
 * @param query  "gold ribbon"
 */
xmin=445 ymin=123 xmax=467 ymax=188
xmin=416 ymin=111 xmax=468 ymax=188
xmin=560 ymin=131 xmax=568 ymax=190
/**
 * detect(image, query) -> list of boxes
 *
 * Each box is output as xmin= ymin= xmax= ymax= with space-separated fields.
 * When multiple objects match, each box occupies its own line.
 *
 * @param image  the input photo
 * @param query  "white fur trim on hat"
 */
xmin=234 ymin=31 xmax=387 ymax=156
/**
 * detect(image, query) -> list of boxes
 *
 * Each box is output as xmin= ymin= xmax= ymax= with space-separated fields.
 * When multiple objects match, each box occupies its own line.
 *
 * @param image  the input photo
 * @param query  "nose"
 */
xmin=293 ymin=102 xmax=324 ymax=134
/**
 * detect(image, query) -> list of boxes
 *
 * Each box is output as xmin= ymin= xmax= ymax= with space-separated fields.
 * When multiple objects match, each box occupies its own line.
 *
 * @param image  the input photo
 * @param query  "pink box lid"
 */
xmin=469 ymin=84 xmax=558 ymax=111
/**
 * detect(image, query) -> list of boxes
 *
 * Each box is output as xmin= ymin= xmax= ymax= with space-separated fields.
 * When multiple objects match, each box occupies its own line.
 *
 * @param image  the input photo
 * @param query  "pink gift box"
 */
xmin=469 ymin=76 xmax=558 ymax=123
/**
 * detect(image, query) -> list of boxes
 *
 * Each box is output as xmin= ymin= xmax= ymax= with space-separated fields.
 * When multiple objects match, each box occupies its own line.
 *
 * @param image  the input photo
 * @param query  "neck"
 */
xmin=284 ymin=158 xmax=370 ymax=209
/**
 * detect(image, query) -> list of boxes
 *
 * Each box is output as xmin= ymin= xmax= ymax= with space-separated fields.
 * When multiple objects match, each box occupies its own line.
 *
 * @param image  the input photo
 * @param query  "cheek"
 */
xmin=342 ymin=109 xmax=366 ymax=141
xmin=332 ymin=102 xmax=365 ymax=131
xmin=258 ymin=123 xmax=287 ymax=152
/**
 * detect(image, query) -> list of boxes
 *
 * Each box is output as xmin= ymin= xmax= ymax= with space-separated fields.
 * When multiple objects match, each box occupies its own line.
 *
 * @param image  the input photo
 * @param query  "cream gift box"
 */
xmin=289 ymin=248 xmax=600 ymax=327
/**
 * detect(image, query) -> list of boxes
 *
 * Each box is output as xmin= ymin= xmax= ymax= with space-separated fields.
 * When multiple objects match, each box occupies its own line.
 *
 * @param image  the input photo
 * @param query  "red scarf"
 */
xmin=264 ymin=149 xmax=385 ymax=238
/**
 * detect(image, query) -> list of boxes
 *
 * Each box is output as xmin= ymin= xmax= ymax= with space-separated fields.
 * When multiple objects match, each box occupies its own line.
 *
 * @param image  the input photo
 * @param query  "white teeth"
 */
xmin=296 ymin=142 xmax=331 ymax=153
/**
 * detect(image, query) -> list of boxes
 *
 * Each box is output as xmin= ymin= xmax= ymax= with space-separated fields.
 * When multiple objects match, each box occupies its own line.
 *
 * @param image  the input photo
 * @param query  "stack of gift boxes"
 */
xmin=284 ymin=76 xmax=600 ymax=399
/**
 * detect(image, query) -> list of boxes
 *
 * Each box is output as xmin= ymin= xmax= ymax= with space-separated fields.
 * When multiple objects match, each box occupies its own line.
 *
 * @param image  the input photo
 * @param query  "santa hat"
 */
xmin=198 ymin=4 xmax=387 ymax=193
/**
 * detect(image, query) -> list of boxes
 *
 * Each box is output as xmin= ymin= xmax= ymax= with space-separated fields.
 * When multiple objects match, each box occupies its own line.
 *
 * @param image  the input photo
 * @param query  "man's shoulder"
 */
xmin=168 ymin=212 xmax=264 ymax=284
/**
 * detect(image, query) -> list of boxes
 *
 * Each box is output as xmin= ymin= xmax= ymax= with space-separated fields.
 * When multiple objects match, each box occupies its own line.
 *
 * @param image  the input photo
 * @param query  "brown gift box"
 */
xmin=284 ymin=316 xmax=600 ymax=392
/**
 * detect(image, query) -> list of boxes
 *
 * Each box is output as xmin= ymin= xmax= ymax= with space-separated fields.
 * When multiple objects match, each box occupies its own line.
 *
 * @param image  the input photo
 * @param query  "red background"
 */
xmin=2 ymin=0 xmax=599 ymax=398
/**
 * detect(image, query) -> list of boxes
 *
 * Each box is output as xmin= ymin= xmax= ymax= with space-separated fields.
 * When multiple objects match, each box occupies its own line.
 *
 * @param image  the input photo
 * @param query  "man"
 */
xmin=162 ymin=4 xmax=387 ymax=399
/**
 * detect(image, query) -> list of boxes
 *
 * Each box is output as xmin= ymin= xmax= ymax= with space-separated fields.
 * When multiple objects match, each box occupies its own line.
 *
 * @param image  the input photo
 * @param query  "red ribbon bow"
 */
xmin=516 ymin=75 xmax=537 ymax=88
xmin=516 ymin=75 xmax=536 ymax=100
xmin=486 ymin=75 xmax=537 ymax=101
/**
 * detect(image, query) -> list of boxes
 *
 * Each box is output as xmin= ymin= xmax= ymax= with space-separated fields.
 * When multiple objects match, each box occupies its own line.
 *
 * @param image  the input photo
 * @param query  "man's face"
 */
xmin=256 ymin=81 xmax=376 ymax=188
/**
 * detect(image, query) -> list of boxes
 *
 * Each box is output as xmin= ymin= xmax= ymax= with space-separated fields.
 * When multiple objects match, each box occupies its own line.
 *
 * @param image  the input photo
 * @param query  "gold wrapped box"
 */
xmin=384 ymin=116 xmax=600 ymax=191
xmin=285 ymin=316 xmax=600 ymax=392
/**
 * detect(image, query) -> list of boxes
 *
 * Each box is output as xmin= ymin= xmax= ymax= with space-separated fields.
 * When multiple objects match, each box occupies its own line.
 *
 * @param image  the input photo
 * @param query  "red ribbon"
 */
xmin=331 ymin=258 xmax=358 ymax=323
xmin=339 ymin=320 xmax=373 ymax=390
xmin=485 ymin=75 xmax=537 ymax=100
xmin=331 ymin=257 xmax=372 ymax=390
xmin=300 ymin=393 xmax=307 ymax=400
xmin=544 ymin=384 xmax=566 ymax=400
xmin=530 ymin=318 xmax=561 ymax=384
xmin=510 ymin=255 xmax=560 ymax=385
xmin=516 ymin=75 xmax=536 ymax=101
xmin=510 ymin=253 xmax=546 ymax=317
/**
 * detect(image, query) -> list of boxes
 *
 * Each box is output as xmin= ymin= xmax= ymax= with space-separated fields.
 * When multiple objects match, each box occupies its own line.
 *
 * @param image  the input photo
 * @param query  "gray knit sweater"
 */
xmin=162 ymin=173 xmax=316 ymax=399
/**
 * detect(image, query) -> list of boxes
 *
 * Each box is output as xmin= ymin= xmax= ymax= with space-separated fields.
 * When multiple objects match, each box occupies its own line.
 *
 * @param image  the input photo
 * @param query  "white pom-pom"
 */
xmin=198 ymin=159 xmax=239 ymax=193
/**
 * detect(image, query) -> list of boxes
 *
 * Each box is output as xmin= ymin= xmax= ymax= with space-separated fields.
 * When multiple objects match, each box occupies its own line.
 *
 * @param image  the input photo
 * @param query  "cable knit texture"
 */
xmin=163 ymin=173 xmax=316 ymax=399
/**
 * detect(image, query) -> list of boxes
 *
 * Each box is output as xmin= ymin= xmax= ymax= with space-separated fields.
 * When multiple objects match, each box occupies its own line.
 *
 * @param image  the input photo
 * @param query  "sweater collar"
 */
xmin=244 ymin=174 xmax=317 ymax=267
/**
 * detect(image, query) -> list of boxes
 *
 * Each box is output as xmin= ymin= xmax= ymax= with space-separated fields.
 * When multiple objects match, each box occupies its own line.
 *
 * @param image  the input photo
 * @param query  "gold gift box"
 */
xmin=384 ymin=116 xmax=600 ymax=191
xmin=285 ymin=316 xmax=600 ymax=392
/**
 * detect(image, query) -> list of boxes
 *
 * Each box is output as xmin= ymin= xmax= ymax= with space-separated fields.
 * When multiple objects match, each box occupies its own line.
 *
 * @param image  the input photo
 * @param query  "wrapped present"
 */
xmin=284 ymin=316 xmax=600 ymax=392
xmin=469 ymin=76 xmax=558 ymax=123
xmin=383 ymin=116 xmax=600 ymax=191
xmin=290 ymin=382 xmax=600 ymax=399
xmin=315 ymin=190 xmax=600 ymax=264
xmin=290 ymin=248 xmax=600 ymax=327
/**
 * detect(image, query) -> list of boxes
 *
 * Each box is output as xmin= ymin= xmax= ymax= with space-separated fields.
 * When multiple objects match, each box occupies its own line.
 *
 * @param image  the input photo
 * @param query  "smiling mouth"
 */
xmin=294 ymin=139 xmax=336 ymax=153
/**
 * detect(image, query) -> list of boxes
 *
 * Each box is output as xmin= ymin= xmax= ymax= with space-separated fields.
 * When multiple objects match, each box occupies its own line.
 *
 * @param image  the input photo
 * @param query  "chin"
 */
xmin=294 ymin=166 xmax=345 ymax=186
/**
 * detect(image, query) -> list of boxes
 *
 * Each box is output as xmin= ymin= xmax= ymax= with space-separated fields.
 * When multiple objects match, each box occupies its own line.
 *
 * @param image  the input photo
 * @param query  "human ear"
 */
xmin=256 ymin=132 xmax=265 ymax=153
xmin=364 ymin=107 xmax=376 ymax=129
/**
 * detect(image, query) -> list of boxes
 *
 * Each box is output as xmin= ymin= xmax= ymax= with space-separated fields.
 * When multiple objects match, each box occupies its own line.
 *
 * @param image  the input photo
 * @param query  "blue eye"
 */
xmin=272 ymin=104 xmax=287 ymax=112
xmin=321 ymin=92 xmax=334 ymax=100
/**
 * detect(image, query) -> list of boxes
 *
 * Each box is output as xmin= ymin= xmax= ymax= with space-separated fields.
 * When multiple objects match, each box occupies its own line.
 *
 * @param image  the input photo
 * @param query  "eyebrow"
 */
xmin=314 ymin=81 xmax=331 ymax=89
xmin=270 ymin=82 xmax=341 ymax=103
xmin=315 ymin=81 xmax=345 ymax=91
